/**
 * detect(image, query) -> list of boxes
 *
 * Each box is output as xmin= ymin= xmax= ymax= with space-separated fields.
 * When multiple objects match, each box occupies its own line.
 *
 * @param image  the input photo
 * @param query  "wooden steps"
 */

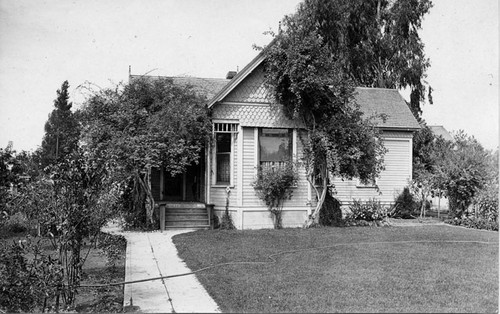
xmin=159 ymin=202 xmax=210 ymax=229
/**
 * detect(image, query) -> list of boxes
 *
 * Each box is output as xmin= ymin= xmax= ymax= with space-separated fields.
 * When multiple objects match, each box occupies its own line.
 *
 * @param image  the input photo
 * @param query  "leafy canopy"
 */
xmin=284 ymin=0 xmax=433 ymax=118
xmin=79 ymin=77 xmax=212 ymax=225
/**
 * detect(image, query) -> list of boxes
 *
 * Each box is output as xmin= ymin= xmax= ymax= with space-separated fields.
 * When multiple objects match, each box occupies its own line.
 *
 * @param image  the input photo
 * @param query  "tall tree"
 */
xmin=280 ymin=0 xmax=432 ymax=118
xmin=79 ymin=78 xmax=211 ymax=226
xmin=40 ymin=81 xmax=80 ymax=168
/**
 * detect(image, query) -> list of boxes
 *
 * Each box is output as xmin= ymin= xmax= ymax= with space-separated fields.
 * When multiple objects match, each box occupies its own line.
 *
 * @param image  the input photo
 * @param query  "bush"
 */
xmin=319 ymin=193 xmax=343 ymax=226
xmin=4 ymin=212 xmax=29 ymax=234
xmin=220 ymin=187 xmax=236 ymax=230
xmin=252 ymin=163 xmax=298 ymax=229
xmin=219 ymin=211 xmax=236 ymax=230
xmin=0 ymin=240 xmax=63 ymax=313
xmin=347 ymin=199 xmax=387 ymax=222
xmin=445 ymin=217 xmax=498 ymax=231
xmin=473 ymin=184 xmax=498 ymax=221
xmin=97 ymin=232 xmax=127 ymax=270
xmin=390 ymin=187 xmax=419 ymax=218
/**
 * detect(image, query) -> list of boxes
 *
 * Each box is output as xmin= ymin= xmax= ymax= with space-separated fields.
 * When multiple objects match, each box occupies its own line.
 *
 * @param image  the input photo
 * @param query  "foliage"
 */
xmin=264 ymin=18 xmax=387 ymax=226
xmin=412 ymin=125 xmax=438 ymax=179
xmin=269 ymin=0 xmax=432 ymax=118
xmin=318 ymin=192 xmax=343 ymax=227
xmin=409 ymin=173 xmax=435 ymax=218
xmin=97 ymin=232 xmax=127 ymax=270
xmin=472 ymin=150 xmax=498 ymax=221
xmin=346 ymin=199 xmax=387 ymax=222
xmin=9 ymin=149 xmax=119 ymax=309
xmin=40 ymin=81 xmax=80 ymax=169
xmin=445 ymin=217 xmax=498 ymax=231
xmin=79 ymin=77 xmax=211 ymax=227
xmin=390 ymin=187 xmax=419 ymax=218
xmin=252 ymin=163 xmax=298 ymax=229
xmin=438 ymin=131 xmax=489 ymax=218
xmin=0 ymin=240 xmax=63 ymax=313
xmin=3 ymin=212 xmax=29 ymax=234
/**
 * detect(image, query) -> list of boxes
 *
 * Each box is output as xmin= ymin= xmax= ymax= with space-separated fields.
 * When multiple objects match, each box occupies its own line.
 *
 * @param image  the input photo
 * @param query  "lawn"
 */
xmin=173 ymin=225 xmax=498 ymax=313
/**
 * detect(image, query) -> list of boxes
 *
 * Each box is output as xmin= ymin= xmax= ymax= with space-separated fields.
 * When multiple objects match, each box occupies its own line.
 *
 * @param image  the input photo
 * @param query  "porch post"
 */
xmin=160 ymin=204 xmax=165 ymax=232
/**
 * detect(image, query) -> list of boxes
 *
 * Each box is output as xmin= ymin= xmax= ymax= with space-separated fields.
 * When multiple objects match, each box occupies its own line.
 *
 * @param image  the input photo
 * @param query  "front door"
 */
xmin=162 ymin=162 xmax=203 ymax=202
xmin=163 ymin=172 xmax=184 ymax=201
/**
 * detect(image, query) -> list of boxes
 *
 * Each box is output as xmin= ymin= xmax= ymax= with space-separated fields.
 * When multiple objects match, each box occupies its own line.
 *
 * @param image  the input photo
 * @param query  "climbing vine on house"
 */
xmin=261 ymin=0 xmax=432 ymax=227
xmin=252 ymin=163 xmax=298 ymax=229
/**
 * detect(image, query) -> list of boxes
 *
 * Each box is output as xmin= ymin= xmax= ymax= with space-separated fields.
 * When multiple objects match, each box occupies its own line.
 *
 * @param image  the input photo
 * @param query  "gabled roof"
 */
xmin=206 ymin=43 xmax=419 ymax=131
xmin=354 ymin=87 xmax=420 ymax=130
xmin=429 ymin=125 xmax=453 ymax=141
xmin=129 ymin=74 xmax=230 ymax=100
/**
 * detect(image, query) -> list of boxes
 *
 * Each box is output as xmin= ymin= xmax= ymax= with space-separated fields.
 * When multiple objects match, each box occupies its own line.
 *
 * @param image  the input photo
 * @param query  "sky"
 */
xmin=0 ymin=0 xmax=498 ymax=152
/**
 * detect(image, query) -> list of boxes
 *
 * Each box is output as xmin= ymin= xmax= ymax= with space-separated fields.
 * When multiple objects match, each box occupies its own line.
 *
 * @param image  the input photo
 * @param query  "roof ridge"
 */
xmin=130 ymin=74 xmax=228 ymax=81
xmin=355 ymin=86 xmax=399 ymax=91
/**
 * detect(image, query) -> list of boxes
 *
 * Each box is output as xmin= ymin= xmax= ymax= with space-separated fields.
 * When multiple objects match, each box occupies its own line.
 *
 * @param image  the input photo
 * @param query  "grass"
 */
xmin=173 ymin=225 xmax=498 ymax=313
xmin=0 ymin=228 xmax=126 ymax=313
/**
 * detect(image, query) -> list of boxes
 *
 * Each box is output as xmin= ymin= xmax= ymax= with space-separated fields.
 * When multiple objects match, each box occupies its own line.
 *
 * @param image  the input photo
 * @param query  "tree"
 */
xmin=439 ymin=131 xmax=489 ymax=218
xmin=40 ymin=81 xmax=80 ymax=169
xmin=79 ymin=78 xmax=211 ymax=226
xmin=280 ymin=0 xmax=433 ymax=118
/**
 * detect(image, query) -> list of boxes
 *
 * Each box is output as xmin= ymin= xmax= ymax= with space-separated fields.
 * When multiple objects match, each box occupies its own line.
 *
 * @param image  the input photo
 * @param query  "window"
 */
xmin=259 ymin=128 xmax=292 ymax=170
xmin=216 ymin=133 xmax=231 ymax=184
xmin=356 ymin=177 xmax=377 ymax=188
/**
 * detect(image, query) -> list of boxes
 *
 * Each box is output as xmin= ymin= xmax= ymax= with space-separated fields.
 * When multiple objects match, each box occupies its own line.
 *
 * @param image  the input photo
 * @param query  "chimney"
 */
xmin=226 ymin=71 xmax=237 ymax=80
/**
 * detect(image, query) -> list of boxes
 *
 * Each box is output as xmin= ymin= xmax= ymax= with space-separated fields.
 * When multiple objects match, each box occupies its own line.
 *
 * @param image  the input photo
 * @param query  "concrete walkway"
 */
xmin=104 ymin=224 xmax=220 ymax=313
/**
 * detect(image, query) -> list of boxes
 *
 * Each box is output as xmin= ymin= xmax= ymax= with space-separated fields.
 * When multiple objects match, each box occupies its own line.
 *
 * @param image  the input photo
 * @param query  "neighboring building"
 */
xmin=429 ymin=125 xmax=453 ymax=142
xmin=135 ymin=48 xmax=420 ymax=229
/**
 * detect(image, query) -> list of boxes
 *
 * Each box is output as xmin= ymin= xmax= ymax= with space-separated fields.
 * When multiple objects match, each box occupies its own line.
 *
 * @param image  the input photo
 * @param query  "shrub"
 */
xmin=319 ymin=193 xmax=343 ymax=226
xmin=390 ymin=187 xmax=418 ymax=218
xmin=0 ymin=240 xmax=63 ymax=313
xmin=220 ymin=187 xmax=236 ymax=230
xmin=252 ymin=163 xmax=298 ymax=229
xmin=347 ymin=199 xmax=387 ymax=222
xmin=220 ymin=211 xmax=235 ymax=230
xmin=473 ymin=184 xmax=498 ymax=221
xmin=445 ymin=217 xmax=498 ymax=231
xmin=4 ymin=212 xmax=29 ymax=234
xmin=97 ymin=232 xmax=127 ymax=270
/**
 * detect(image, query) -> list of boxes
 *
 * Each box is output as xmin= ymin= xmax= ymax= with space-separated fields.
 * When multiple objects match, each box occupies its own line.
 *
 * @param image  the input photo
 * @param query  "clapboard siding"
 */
xmin=242 ymin=127 xmax=258 ymax=205
xmin=242 ymin=208 xmax=309 ymax=229
xmin=333 ymin=137 xmax=411 ymax=204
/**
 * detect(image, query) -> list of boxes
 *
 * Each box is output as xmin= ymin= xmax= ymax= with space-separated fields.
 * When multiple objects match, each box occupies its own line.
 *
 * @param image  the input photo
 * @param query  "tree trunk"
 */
xmin=136 ymin=171 xmax=155 ymax=224
xmin=304 ymin=167 xmax=328 ymax=228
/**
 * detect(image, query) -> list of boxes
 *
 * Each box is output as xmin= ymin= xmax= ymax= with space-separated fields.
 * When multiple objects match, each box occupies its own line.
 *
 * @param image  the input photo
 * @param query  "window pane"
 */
xmin=216 ymin=154 xmax=230 ymax=183
xmin=216 ymin=133 xmax=231 ymax=153
xmin=259 ymin=128 xmax=291 ymax=162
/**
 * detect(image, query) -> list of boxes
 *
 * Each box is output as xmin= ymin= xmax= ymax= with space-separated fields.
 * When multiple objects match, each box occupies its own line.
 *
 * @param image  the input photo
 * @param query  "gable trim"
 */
xmin=208 ymin=48 xmax=268 ymax=108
